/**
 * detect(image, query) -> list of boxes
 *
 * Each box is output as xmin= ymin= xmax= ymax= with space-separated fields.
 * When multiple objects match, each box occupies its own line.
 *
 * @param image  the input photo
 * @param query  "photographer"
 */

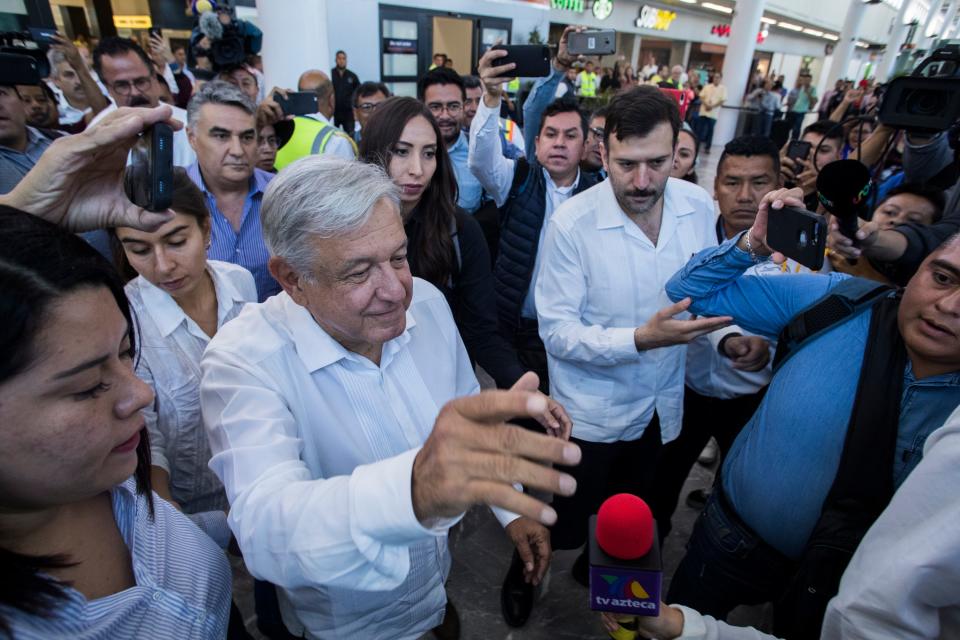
xmin=664 ymin=187 xmax=960 ymax=637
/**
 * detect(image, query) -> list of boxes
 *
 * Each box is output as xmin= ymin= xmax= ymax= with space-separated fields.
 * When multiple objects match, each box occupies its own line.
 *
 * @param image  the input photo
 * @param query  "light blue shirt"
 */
xmin=1 ymin=478 xmax=232 ymax=638
xmin=448 ymin=131 xmax=483 ymax=213
xmin=666 ymin=237 xmax=960 ymax=558
xmin=187 ymin=163 xmax=280 ymax=302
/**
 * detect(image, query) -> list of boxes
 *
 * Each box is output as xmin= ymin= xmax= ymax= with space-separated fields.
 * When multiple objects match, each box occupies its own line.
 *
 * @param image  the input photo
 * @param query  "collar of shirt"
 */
xmin=448 ymin=129 xmax=468 ymax=155
xmin=306 ymin=111 xmax=334 ymax=125
xmin=137 ymin=263 xmax=250 ymax=339
xmin=594 ymin=177 xmax=696 ymax=242
xmin=0 ymin=126 xmax=47 ymax=155
xmin=542 ymin=167 xmax=579 ymax=196
xmin=281 ymin=295 xmax=418 ymax=372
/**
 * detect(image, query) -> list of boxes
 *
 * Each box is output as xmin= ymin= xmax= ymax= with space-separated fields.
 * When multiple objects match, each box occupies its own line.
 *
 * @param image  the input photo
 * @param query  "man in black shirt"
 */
xmin=330 ymin=50 xmax=360 ymax=136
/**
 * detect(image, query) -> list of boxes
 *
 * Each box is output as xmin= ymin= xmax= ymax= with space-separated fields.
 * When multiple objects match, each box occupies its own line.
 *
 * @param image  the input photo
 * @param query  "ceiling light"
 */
xmin=778 ymin=21 xmax=804 ymax=31
xmin=677 ymin=0 xmax=697 ymax=3
xmin=802 ymin=28 xmax=824 ymax=36
xmin=823 ymin=33 xmax=839 ymax=40
xmin=760 ymin=16 xmax=778 ymax=24
xmin=701 ymin=2 xmax=734 ymax=13
xmin=856 ymin=40 xmax=869 ymax=47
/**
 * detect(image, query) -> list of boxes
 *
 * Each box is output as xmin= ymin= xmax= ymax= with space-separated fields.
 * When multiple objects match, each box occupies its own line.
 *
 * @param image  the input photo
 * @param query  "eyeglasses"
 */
xmin=109 ymin=76 xmax=153 ymax=96
xmin=427 ymin=101 xmax=462 ymax=115
xmin=356 ymin=102 xmax=382 ymax=113
xmin=588 ymin=126 xmax=605 ymax=139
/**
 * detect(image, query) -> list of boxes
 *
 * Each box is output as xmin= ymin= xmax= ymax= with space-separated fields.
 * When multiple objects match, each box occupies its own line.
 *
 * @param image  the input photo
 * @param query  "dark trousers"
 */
xmin=648 ymin=386 xmax=765 ymax=541
xmin=514 ymin=318 xmax=549 ymax=394
xmin=333 ymin=110 xmax=354 ymax=136
xmin=786 ymin=111 xmax=805 ymax=139
xmin=550 ymin=415 xmax=662 ymax=551
xmin=694 ymin=116 xmax=717 ymax=149
xmin=667 ymin=488 xmax=794 ymax=620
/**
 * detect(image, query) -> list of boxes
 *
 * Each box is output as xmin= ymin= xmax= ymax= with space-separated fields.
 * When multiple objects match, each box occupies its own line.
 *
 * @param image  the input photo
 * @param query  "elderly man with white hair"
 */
xmin=200 ymin=157 xmax=578 ymax=640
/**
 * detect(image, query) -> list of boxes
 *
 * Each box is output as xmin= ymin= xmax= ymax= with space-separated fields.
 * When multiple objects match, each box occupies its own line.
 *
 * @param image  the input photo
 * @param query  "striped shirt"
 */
xmin=0 ymin=478 xmax=232 ymax=639
xmin=186 ymin=163 xmax=279 ymax=302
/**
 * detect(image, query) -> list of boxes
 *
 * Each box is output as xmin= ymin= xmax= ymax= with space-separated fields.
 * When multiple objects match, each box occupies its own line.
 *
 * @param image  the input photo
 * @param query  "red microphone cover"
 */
xmin=595 ymin=493 xmax=654 ymax=560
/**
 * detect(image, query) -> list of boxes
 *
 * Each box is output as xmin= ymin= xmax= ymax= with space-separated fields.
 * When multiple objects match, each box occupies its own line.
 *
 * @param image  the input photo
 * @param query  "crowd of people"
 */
xmin=2 ymin=9 xmax=960 ymax=640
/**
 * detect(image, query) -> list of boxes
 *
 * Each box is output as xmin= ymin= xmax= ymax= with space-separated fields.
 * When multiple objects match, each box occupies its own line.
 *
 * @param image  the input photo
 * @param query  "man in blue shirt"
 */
xmin=664 ymin=186 xmax=960 ymax=618
xmin=186 ymin=80 xmax=279 ymax=301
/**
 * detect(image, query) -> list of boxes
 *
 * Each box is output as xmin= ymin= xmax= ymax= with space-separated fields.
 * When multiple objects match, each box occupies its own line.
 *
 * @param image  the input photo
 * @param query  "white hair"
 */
xmin=261 ymin=156 xmax=401 ymax=275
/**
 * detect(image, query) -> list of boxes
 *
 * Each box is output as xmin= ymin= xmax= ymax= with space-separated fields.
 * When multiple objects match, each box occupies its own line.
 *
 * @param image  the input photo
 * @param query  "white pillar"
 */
xmin=922 ymin=0 xmax=945 ymax=40
xmin=632 ymin=35 xmax=642 ymax=70
xmin=681 ymin=41 xmax=692 ymax=69
xmin=938 ymin=2 xmax=958 ymax=41
xmin=878 ymin=0 xmax=913 ymax=82
xmin=826 ymin=0 xmax=868 ymax=88
xmin=713 ymin=0 xmax=765 ymax=148
xmin=256 ymin=0 xmax=330 ymax=91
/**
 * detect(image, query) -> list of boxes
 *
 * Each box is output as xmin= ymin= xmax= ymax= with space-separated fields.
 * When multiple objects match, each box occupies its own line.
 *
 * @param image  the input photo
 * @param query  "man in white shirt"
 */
xmin=535 ymin=85 xmax=731 ymax=579
xmin=200 ymin=157 xmax=578 ymax=640
xmin=90 ymin=37 xmax=195 ymax=167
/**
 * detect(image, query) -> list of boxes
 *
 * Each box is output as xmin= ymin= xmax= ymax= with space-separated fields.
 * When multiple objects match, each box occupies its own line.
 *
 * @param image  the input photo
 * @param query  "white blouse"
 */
xmin=126 ymin=260 xmax=257 ymax=545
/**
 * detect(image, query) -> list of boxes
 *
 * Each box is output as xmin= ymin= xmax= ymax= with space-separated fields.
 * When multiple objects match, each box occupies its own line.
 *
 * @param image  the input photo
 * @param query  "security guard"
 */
xmin=273 ymin=115 xmax=358 ymax=171
xmin=577 ymin=61 xmax=598 ymax=98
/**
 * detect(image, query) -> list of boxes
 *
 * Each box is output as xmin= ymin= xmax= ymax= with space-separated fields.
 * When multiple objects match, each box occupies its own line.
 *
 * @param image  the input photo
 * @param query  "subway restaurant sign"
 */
xmin=552 ymin=0 xmax=585 ymax=12
xmin=635 ymin=5 xmax=676 ymax=31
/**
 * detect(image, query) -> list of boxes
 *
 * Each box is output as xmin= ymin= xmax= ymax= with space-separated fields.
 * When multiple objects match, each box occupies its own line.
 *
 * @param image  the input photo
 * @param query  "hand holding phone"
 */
xmin=490 ymin=45 xmax=551 ymax=78
xmin=766 ymin=206 xmax=827 ymax=270
xmin=124 ymin=123 xmax=174 ymax=213
xmin=273 ymin=91 xmax=319 ymax=117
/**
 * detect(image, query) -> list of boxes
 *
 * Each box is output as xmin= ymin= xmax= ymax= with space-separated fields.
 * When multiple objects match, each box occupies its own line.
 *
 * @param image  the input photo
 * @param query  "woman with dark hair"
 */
xmin=359 ymin=96 xmax=527 ymax=389
xmin=111 ymin=168 xmax=257 ymax=546
xmin=0 ymin=207 xmax=232 ymax=637
xmin=671 ymin=126 xmax=699 ymax=184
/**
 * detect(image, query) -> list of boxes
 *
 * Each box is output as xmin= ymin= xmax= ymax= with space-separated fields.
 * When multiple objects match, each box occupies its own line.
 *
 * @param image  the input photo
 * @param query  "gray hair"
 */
xmin=47 ymin=48 xmax=68 ymax=69
xmin=261 ymin=156 xmax=401 ymax=275
xmin=186 ymin=79 xmax=256 ymax=127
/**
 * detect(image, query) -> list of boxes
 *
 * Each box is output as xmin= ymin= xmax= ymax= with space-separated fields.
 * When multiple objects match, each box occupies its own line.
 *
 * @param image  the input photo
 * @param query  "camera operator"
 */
xmin=664 ymin=187 xmax=960 ymax=637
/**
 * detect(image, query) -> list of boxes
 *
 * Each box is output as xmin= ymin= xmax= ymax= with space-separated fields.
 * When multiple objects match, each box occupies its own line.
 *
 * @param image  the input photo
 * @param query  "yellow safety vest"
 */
xmin=274 ymin=116 xmax=358 ymax=171
xmin=579 ymin=71 xmax=598 ymax=97
xmin=507 ymin=77 xmax=520 ymax=93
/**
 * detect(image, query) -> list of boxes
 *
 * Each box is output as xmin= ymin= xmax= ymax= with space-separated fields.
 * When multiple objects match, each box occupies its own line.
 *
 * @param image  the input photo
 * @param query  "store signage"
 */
xmin=635 ymin=5 xmax=676 ymax=31
xmin=710 ymin=24 xmax=768 ymax=43
xmin=383 ymin=38 xmax=417 ymax=54
xmin=113 ymin=15 xmax=152 ymax=29
xmin=592 ymin=0 xmax=614 ymax=20
xmin=552 ymin=0 xmax=585 ymax=11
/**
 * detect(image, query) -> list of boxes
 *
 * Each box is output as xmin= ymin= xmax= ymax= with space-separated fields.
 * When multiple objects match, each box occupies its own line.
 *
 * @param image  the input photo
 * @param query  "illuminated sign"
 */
xmin=710 ymin=24 xmax=769 ymax=43
xmin=593 ymin=0 xmax=613 ymax=20
xmin=113 ymin=15 xmax=152 ymax=29
xmin=635 ymin=5 xmax=676 ymax=31
xmin=552 ymin=0 xmax=585 ymax=11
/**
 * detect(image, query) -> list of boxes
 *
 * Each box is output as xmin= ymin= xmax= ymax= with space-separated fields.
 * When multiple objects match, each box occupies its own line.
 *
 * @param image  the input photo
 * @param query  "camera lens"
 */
xmin=903 ymin=87 xmax=948 ymax=117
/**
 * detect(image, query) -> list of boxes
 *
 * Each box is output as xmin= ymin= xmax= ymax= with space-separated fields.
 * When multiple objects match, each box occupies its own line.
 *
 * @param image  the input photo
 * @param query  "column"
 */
xmin=938 ymin=2 xmax=958 ymax=42
xmin=256 ymin=0 xmax=330 ymax=91
xmin=632 ymin=35 xmax=642 ymax=69
xmin=712 ymin=0 xmax=766 ymax=149
xmin=878 ymin=0 xmax=913 ymax=82
xmin=921 ymin=0 xmax=945 ymax=42
xmin=825 ymin=0 xmax=869 ymax=88
xmin=681 ymin=41 xmax=692 ymax=69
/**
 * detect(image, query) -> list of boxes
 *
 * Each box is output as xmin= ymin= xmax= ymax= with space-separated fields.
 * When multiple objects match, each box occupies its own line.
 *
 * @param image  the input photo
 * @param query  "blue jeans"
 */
xmin=666 ymin=489 xmax=795 ymax=619
xmin=694 ymin=116 xmax=717 ymax=149
xmin=786 ymin=111 xmax=805 ymax=139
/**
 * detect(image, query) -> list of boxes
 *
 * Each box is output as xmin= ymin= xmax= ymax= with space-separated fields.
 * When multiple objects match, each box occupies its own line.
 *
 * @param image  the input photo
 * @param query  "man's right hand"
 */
xmin=412 ymin=389 xmax=582 ymax=526
xmin=634 ymin=298 xmax=733 ymax=351
xmin=477 ymin=46 xmax=515 ymax=107
xmin=257 ymin=87 xmax=290 ymax=125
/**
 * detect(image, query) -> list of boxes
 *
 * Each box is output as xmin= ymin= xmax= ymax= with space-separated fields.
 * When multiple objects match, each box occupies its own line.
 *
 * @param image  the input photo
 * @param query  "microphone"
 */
xmin=816 ymin=159 xmax=872 ymax=245
xmin=588 ymin=494 xmax=662 ymax=618
xmin=199 ymin=11 xmax=223 ymax=41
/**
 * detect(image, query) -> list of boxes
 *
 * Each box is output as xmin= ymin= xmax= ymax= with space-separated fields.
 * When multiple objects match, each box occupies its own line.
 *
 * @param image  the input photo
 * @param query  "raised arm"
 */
xmin=521 ymin=25 xmax=581 ymax=160
xmin=468 ymin=46 xmax=518 ymax=207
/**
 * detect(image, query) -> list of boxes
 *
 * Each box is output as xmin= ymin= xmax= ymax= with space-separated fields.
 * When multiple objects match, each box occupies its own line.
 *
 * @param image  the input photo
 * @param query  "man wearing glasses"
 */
xmin=90 ymin=37 xmax=196 ymax=167
xmin=581 ymin=106 xmax=608 ymax=177
xmin=417 ymin=68 xmax=484 ymax=213
xmin=351 ymin=81 xmax=390 ymax=145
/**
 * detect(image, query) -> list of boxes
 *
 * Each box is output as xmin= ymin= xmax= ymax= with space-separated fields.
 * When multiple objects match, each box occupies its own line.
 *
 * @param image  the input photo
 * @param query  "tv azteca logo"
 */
xmin=594 ymin=575 xmax=656 ymax=609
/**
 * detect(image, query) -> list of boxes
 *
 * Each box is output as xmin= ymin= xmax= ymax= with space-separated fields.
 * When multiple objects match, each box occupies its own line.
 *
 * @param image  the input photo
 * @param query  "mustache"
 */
xmin=625 ymin=189 xmax=658 ymax=198
xmin=128 ymin=95 xmax=151 ymax=107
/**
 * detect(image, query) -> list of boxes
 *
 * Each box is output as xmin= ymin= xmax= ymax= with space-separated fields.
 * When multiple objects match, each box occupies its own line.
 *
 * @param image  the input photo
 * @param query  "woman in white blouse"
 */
xmin=113 ymin=168 xmax=257 ymax=546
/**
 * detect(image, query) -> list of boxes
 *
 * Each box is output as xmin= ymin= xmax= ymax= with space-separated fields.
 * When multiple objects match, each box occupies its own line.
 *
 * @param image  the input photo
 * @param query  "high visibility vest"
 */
xmin=579 ymin=71 xmax=598 ymax=97
xmin=274 ymin=116 xmax=358 ymax=171
xmin=507 ymin=77 xmax=520 ymax=94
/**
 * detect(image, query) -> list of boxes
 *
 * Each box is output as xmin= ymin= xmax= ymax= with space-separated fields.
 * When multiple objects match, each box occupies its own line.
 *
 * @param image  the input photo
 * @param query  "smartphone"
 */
xmin=148 ymin=27 xmax=163 ymax=39
xmin=766 ymin=206 xmax=827 ymax=271
xmin=491 ymin=44 xmax=551 ymax=78
xmin=27 ymin=27 xmax=58 ymax=47
xmin=274 ymin=91 xmax=319 ymax=117
xmin=567 ymin=30 xmax=617 ymax=56
xmin=786 ymin=140 xmax=812 ymax=163
xmin=124 ymin=124 xmax=174 ymax=213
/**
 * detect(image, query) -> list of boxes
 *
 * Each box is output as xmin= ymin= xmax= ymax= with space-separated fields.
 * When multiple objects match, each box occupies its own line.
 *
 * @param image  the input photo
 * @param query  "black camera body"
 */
xmin=878 ymin=44 xmax=960 ymax=133
xmin=0 ymin=30 xmax=51 ymax=82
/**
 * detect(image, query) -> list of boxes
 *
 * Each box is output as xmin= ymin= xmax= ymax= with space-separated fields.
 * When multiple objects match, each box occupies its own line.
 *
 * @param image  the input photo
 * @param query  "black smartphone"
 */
xmin=491 ymin=44 xmax=551 ymax=78
xmin=125 ymin=123 xmax=174 ymax=213
xmin=27 ymin=27 xmax=58 ymax=47
xmin=766 ymin=206 xmax=827 ymax=271
xmin=567 ymin=30 xmax=617 ymax=56
xmin=273 ymin=91 xmax=319 ymax=116
xmin=148 ymin=27 xmax=163 ymax=39
xmin=786 ymin=140 xmax=812 ymax=163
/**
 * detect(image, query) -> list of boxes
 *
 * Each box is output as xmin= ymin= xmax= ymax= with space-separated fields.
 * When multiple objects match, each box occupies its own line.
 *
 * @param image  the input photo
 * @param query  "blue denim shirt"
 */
xmin=666 ymin=236 xmax=960 ymax=559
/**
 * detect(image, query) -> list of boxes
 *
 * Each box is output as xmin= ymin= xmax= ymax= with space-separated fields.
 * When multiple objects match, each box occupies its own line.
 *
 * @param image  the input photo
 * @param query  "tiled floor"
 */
xmin=232 ymin=146 xmax=775 ymax=639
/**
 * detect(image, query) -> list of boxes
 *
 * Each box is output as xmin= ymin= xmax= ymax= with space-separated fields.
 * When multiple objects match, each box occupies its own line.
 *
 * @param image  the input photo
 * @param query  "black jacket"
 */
xmin=331 ymin=67 xmax=360 ymax=115
xmin=406 ymin=207 xmax=526 ymax=388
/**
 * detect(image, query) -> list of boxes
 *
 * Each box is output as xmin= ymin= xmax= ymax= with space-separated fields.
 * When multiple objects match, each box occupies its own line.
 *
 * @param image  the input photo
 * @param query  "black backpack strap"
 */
xmin=772 ymin=278 xmax=894 ymax=373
